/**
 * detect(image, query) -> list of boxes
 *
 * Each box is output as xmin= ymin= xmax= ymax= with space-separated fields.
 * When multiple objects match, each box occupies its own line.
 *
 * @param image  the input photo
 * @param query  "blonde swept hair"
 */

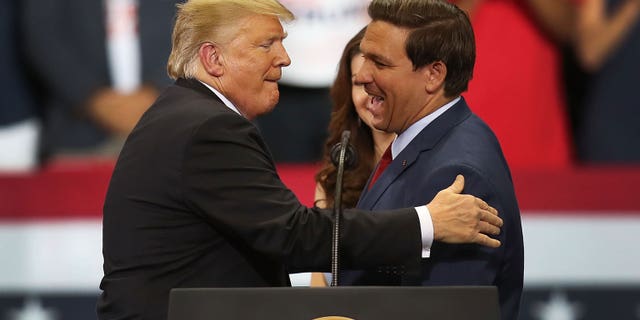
xmin=167 ymin=0 xmax=295 ymax=79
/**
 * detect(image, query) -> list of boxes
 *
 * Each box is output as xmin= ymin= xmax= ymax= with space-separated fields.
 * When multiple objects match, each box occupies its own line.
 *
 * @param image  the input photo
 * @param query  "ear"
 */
xmin=423 ymin=61 xmax=447 ymax=94
xmin=198 ymin=42 xmax=224 ymax=77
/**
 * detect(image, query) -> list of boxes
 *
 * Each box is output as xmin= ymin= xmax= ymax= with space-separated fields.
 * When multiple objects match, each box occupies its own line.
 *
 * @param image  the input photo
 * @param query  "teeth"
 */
xmin=368 ymin=95 xmax=384 ymax=114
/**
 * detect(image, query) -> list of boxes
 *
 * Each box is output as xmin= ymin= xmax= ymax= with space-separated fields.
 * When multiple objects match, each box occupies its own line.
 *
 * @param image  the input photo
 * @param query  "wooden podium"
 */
xmin=168 ymin=286 xmax=499 ymax=319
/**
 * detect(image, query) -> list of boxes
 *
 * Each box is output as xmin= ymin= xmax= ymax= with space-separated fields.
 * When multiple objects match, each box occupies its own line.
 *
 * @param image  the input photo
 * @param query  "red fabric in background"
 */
xmin=462 ymin=0 xmax=574 ymax=169
xmin=0 ymin=159 xmax=115 ymax=220
xmin=1 ymin=159 xmax=640 ymax=219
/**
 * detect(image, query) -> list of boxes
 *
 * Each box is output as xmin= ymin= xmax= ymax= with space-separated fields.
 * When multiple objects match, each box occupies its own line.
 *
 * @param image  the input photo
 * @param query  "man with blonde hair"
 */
xmin=98 ymin=0 xmax=503 ymax=319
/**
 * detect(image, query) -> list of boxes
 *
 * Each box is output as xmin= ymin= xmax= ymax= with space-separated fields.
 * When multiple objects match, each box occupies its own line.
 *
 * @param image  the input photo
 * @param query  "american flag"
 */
xmin=1 ymin=160 xmax=639 ymax=320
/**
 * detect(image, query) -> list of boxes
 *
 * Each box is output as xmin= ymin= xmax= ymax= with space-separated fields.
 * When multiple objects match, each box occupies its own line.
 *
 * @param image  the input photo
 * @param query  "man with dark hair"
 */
xmin=341 ymin=0 xmax=524 ymax=319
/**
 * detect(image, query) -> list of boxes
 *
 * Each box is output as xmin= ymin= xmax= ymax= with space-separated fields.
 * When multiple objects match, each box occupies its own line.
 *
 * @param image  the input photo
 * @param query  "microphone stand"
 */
xmin=331 ymin=130 xmax=352 ymax=287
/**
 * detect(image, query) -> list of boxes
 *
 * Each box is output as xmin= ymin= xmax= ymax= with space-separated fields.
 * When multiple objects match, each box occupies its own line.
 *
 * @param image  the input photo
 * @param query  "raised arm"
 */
xmin=526 ymin=0 xmax=577 ymax=43
xmin=575 ymin=0 xmax=640 ymax=71
xmin=454 ymin=0 xmax=576 ymax=43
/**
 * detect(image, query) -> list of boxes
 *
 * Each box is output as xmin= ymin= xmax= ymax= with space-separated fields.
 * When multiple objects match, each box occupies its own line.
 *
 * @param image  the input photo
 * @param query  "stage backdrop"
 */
xmin=1 ymin=159 xmax=640 ymax=320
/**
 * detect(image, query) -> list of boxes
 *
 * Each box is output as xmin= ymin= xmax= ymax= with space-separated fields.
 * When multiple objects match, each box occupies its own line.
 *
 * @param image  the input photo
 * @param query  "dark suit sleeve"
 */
xmin=399 ymin=164 xmax=501 ymax=280
xmin=181 ymin=113 xmax=422 ymax=272
xmin=418 ymin=163 xmax=522 ymax=319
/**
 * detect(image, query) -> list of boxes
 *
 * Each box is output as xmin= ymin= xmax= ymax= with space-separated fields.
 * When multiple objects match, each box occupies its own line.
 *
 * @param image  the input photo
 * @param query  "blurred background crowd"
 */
xmin=0 ymin=0 xmax=639 ymax=319
xmin=1 ymin=0 xmax=639 ymax=170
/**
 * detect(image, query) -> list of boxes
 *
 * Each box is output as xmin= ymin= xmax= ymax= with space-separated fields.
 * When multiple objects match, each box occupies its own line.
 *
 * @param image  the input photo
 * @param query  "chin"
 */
xmin=265 ymin=104 xmax=277 ymax=114
xmin=372 ymin=119 xmax=390 ymax=132
xmin=267 ymin=93 xmax=279 ymax=108
xmin=256 ymin=103 xmax=277 ymax=118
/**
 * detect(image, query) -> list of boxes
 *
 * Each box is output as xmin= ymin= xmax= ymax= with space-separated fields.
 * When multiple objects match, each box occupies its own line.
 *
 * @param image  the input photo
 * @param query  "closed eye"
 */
xmin=373 ymin=60 xmax=389 ymax=69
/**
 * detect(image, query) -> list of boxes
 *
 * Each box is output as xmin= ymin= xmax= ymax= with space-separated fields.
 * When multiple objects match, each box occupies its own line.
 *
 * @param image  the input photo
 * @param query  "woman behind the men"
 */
xmin=314 ymin=27 xmax=395 ymax=210
xmin=311 ymin=27 xmax=396 ymax=286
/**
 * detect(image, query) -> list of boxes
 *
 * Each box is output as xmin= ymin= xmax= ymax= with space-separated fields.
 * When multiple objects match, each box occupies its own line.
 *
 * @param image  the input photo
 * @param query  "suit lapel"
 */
xmin=357 ymin=98 xmax=473 ymax=209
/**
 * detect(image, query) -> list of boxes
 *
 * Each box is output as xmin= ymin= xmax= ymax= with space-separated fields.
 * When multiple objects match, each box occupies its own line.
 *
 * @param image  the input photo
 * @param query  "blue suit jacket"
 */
xmin=342 ymin=98 xmax=524 ymax=319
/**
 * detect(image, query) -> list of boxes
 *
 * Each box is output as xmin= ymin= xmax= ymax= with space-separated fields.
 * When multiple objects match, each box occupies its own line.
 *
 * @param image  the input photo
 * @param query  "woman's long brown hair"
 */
xmin=315 ymin=27 xmax=377 ymax=208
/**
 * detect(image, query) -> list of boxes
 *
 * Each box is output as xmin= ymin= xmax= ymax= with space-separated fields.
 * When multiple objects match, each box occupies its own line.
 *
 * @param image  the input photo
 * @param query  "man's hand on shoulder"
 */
xmin=426 ymin=174 xmax=503 ymax=248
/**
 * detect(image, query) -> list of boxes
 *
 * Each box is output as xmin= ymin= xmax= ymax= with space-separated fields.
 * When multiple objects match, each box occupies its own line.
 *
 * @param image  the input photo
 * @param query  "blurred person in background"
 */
xmin=0 ymin=0 xmax=40 ymax=172
xmin=255 ymin=0 xmax=371 ymax=162
xmin=574 ymin=0 xmax=640 ymax=163
xmin=21 ymin=0 xmax=178 ymax=159
xmin=312 ymin=27 xmax=396 ymax=286
xmin=453 ymin=0 xmax=576 ymax=169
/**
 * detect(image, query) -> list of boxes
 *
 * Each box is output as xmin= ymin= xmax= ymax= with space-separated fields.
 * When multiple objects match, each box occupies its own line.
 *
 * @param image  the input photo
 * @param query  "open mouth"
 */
xmin=367 ymin=95 xmax=385 ymax=115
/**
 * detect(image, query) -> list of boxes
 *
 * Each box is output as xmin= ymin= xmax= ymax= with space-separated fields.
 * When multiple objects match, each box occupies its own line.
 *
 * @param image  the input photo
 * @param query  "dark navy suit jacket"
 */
xmin=342 ymin=98 xmax=524 ymax=319
xmin=21 ymin=0 xmax=177 ymax=153
xmin=0 ymin=0 xmax=37 ymax=126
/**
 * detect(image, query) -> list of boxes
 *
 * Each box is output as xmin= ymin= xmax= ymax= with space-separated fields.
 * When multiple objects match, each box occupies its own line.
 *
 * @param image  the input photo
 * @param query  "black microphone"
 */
xmin=329 ymin=130 xmax=357 ymax=286
xmin=330 ymin=136 xmax=357 ymax=170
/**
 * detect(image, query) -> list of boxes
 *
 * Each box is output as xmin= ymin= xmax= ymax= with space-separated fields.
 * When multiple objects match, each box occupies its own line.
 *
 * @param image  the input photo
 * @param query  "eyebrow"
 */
xmin=272 ymin=32 xmax=288 ymax=41
xmin=266 ymin=32 xmax=287 ymax=43
xmin=259 ymin=32 xmax=287 ymax=45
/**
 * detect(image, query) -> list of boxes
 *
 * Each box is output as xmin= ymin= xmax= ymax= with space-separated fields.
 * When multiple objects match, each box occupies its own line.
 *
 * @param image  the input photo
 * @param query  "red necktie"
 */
xmin=368 ymin=146 xmax=393 ymax=190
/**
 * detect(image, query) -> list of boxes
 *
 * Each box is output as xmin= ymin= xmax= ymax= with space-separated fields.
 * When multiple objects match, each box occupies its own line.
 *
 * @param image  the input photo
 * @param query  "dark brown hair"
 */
xmin=315 ymin=27 xmax=377 ymax=208
xmin=368 ymin=0 xmax=475 ymax=97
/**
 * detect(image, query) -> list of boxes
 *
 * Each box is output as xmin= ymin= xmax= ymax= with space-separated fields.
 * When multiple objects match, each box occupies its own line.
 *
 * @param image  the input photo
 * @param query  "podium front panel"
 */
xmin=168 ymin=286 xmax=499 ymax=319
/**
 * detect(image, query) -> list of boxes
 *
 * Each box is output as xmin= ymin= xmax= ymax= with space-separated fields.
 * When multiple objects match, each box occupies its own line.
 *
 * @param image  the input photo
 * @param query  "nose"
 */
xmin=275 ymin=42 xmax=291 ymax=67
xmin=354 ymin=59 xmax=372 ymax=85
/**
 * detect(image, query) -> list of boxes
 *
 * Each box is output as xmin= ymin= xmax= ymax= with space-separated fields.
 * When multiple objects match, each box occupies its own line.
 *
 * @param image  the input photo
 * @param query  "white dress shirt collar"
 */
xmin=391 ymin=97 xmax=461 ymax=159
xmin=198 ymin=80 xmax=244 ymax=117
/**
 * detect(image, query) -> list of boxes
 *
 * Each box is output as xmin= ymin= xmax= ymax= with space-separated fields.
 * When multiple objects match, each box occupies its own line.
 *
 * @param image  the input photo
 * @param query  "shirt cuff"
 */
xmin=415 ymin=205 xmax=434 ymax=258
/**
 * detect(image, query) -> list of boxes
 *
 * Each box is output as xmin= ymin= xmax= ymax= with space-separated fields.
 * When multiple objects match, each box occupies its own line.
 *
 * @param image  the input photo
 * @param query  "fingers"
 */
xmin=481 ymin=210 xmax=503 ymax=228
xmin=478 ymin=221 xmax=500 ymax=236
xmin=474 ymin=234 xmax=501 ymax=248
xmin=474 ymin=200 xmax=502 ymax=248
xmin=446 ymin=174 xmax=465 ymax=194
xmin=476 ymin=198 xmax=498 ymax=216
